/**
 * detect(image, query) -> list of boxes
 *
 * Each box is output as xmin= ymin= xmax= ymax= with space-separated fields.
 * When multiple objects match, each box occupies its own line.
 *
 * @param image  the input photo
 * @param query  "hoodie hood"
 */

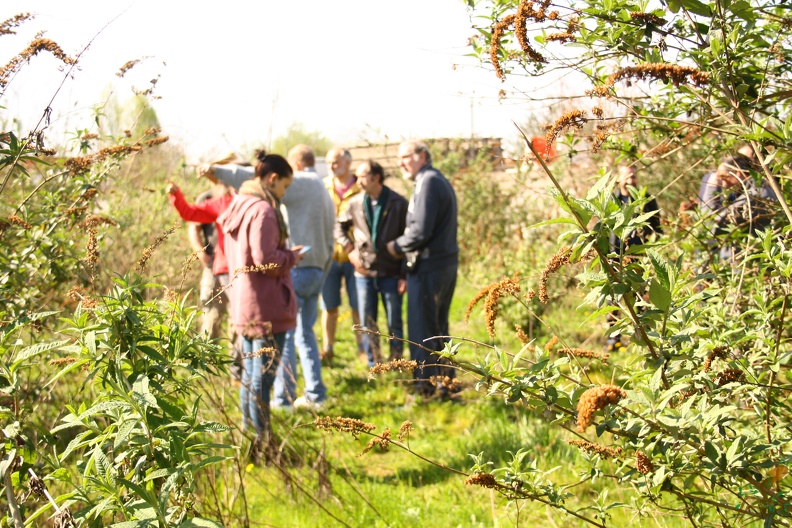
xmin=217 ymin=194 xmax=263 ymax=236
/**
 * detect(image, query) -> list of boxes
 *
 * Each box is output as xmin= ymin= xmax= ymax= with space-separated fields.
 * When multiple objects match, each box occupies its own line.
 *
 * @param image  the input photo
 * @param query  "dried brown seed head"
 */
xmin=539 ymin=247 xmax=571 ymax=303
xmin=312 ymin=417 xmax=376 ymax=438
xmin=568 ymin=439 xmax=622 ymax=459
xmin=576 ymin=384 xmax=626 ymax=432
xmin=589 ymin=63 xmax=709 ymax=98
xmin=636 ymin=450 xmax=655 ymax=474
xmin=369 ymin=359 xmax=418 ymax=375
xmin=397 ymin=420 xmax=413 ymax=442
xmin=559 ymin=348 xmax=609 ymax=363
xmin=465 ymin=473 xmax=499 ymax=489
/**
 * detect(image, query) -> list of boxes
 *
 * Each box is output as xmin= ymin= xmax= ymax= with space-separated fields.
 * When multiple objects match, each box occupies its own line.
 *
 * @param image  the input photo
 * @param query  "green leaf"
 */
xmin=12 ymin=339 xmax=69 ymax=368
xmin=679 ymin=0 xmax=711 ymax=17
xmin=118 ymin=477 xmax=156 ymax=504
xmin=132 ymin=376 xmax=158 ymax=410
xmin=649 ymin=279 xmax=672 ymax=311
xmin=0 ymin=449 xmax=17 ymax=478
xmin=726 ymin=437 xmax=743 ymax=463
xmin=580 ymin=304 xmax=620 ymax=325
xmin=192 ymin=422 xmax=231 ymax=434
xmin=710 ymin=35 xmax=721 ymax=55
xmin=529 ymin=216 xmax=578 ymax=230
xmin=586 ymin=171 xmax=613 ymax=200
xmin=177 ymin=519 xmax=223 ymax=528
xmin=76 ymin=400 xmax=131 ymax=421
xmin=46 ymin=468 xmax=71 ymax=482
xmin=114 ymin=420 xmax=137 ymax=449
xmin=189 ymin=455 xmax=229 ymax=472
xmin=649 ymin=366 xmax=665 ymax=392
xmin=647 ymin=250 xmax=672 ymax=290
xmin=144 ymin=468 xmax=173 ymax=481
xmin=85 ymin=330 xmax=96 ymax=356
xmin=93 ymin=446 xmax=113 ymax=481
xmin=45 ymin=358 xmax=90 ymax=387
xmin=704 ymin=441 xmax=723 ymax=469
xmin=59 ymin=430 xmax=93 ymax=460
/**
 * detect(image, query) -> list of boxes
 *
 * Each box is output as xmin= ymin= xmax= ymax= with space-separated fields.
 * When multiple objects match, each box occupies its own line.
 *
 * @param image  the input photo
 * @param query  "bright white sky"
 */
xmin=1 ymin=1 xmax=549 ymax=159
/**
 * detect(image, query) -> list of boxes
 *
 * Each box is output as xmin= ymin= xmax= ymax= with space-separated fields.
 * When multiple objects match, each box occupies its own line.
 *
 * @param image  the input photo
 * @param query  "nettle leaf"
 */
xmin=93 ymin=446 xmax=114 ymax=480
xmin=114 ymin=420 xmax=138 ymax=450
xmin=646 ymin=249 xmax=674 ymax=290
xmin=132 ymin=376 xmax=159 ymax=410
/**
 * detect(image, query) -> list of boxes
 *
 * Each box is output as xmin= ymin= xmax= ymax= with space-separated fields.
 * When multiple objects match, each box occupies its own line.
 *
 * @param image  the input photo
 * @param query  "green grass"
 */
xmin=192 ymin=279 xmax=694 ymax=527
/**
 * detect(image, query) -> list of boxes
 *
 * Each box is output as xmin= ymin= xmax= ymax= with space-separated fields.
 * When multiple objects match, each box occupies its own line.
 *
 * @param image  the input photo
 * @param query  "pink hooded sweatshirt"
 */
xmin=218 ymin=192 xmax=297 ymax=337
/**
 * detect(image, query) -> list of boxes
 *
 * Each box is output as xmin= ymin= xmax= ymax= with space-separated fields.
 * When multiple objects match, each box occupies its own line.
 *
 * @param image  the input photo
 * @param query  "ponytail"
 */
xmin=254 ymin=149 xmax=293 ymax=180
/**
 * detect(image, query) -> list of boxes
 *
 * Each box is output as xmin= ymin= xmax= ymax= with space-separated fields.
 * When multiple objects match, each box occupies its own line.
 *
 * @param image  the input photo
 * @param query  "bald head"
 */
xmin=397 ymin=140 xmax=432 ymax=180
xmin=287 ymin=144 xmax=315 ymax=171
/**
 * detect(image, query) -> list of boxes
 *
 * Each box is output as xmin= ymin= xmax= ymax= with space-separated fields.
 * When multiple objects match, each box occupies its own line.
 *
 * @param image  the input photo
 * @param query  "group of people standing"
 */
xmin=167 ymin=140 xmax=458 ymax=461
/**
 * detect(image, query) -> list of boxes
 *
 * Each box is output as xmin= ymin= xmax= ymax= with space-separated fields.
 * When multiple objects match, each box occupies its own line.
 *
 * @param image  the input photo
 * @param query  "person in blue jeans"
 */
xmin=336 ymin=160 xmax=408 ymax=367
xmin=273 ymin=145 xmax=335 ymax=410
xmin=241 ymin=332 xmax=286 ymax=435
xmin=387 ymin=141 xmax=459 ymax=398
xmin=216 ymin=151 xmax=303 ymax=463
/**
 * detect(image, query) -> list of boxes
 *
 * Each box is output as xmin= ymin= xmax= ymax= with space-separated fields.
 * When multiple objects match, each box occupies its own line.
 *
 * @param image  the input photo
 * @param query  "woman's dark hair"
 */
xmin=254 ymin=149 xmax=293 ymax=179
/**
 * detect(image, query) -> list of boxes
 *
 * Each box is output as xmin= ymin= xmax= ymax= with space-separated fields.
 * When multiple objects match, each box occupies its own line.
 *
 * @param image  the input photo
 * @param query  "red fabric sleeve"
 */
xmin=169 ymin=189 xmax=220 ymax=224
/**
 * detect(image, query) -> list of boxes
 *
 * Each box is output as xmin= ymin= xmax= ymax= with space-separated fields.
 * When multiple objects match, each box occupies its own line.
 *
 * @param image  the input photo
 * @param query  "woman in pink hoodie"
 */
xmin=217 ymin=151 xmax=303 ymax=462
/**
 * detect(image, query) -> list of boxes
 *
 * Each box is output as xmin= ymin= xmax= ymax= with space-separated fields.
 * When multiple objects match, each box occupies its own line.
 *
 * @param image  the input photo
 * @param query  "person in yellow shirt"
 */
xmin=321 ymin=147 xmax=364 ymax=363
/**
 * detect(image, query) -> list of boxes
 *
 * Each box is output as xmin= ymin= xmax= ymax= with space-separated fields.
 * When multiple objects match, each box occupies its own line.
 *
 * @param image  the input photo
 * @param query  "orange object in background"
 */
xmin=529 ymin=137 xmax=557 ymax=162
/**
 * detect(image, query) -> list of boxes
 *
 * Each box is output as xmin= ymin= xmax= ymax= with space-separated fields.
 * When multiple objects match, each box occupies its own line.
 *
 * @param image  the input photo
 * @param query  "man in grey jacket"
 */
xmin=276 ymin=145 xmax=335 ymax=409
xmin=387 ymin=140 xmax=459 ymax=398
xmin=198 ymin=146 xmax=335 ymax=409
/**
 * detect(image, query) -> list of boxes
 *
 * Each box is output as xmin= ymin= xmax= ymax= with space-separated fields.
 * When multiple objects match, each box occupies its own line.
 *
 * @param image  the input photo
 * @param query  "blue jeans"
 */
xmin=273 ymin=267 xmax=327 ymax=405
xmin=320 ymin=260 xmax=358 ymax=311
xmin=240 ymin=332 xmax=286 ymax=439
xmin=407 ymin=264 xmax=458 ymax=389
xmin=356 ymin=275 xmax=404 ymax=367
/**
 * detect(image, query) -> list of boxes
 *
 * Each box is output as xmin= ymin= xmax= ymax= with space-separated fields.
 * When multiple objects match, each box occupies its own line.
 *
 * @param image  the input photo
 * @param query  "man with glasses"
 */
xmin=387 ymin=140 xmax=459 ymax=399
